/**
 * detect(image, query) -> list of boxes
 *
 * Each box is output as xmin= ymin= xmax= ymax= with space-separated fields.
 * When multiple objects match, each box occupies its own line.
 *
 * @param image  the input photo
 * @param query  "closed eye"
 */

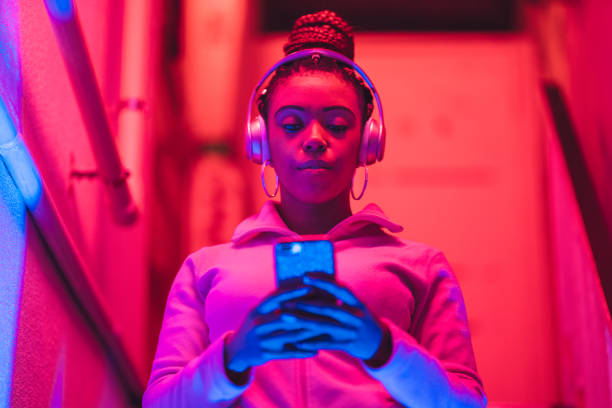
xmin=327 ymin=124 xmax=348 ymax=132
xmin=282 ymin=123 xmax=303 ymax=133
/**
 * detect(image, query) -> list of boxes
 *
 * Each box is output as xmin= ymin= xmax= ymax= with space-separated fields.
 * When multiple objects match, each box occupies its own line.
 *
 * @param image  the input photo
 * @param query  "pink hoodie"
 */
xmin=143 ymin=201 xmax=486 ymax=407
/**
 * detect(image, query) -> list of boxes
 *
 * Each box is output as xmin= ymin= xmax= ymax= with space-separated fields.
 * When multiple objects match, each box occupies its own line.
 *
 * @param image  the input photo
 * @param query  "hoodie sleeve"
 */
xmin=143 ymin=256 xmax=254 ymax=408
xmin=362 ymin=251 xmax=486 ymax=407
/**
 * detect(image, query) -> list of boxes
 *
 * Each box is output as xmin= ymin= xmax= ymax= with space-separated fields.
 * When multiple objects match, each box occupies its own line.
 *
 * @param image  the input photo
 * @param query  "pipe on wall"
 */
xmin=116 ymin=0 xmax=152 ymax=210
xmin=43 ymin=0 xmax=138 ymax=225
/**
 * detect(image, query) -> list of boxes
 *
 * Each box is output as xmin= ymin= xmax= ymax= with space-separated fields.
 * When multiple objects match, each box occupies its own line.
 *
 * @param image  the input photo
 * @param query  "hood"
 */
xmin=231 ymin=201 xmax=403 ymax=245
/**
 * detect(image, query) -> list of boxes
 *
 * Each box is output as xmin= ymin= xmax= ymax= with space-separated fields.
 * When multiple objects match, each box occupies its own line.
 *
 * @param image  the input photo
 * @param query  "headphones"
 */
xmin=245 ymin=48 xmax=386 ymax=166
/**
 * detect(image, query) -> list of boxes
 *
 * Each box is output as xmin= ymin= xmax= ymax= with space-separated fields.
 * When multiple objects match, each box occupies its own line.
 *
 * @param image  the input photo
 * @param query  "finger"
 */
xmin=261 ymin=349 xmax=317 ymax=360
xmin=260 ymin=313 xmax=358 ymax=342
xmin=254 ymin=320 xmax=289 ymax=336
xmin=254 ymin=313 xmax=304 ymax=335
xmin=277 ymin=315 xmax=358 ymax=341
xmin=294 ymin=339 xmax=352 ymax=351
xmin=257 ymin=286 xmax=311 ymax=314
xmin=255 ymin=310 xmax=343 ymax=336
xmin=289 ymin=302 xmax=362 ymax=327
xmin=303 ymin=276 xmax=360 ymax=306
xmin=257 ymin=307 xmax=360 ymax=340
xmin=259 ymin=329 xmax=324 ymax=349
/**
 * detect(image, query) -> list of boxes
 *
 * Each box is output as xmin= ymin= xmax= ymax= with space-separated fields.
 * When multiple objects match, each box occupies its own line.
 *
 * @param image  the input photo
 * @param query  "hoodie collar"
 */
xmin=231 ymin=201 xmax=403 ymax=245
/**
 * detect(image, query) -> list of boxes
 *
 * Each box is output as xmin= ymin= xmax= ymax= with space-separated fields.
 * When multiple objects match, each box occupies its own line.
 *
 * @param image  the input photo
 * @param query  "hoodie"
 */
xmin=143 ymin=201 xmax=486 ymax=407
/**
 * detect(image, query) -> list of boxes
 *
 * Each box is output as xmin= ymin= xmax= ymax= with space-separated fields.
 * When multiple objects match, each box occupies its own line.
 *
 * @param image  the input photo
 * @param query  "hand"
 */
xmin=286 ymin=275 xmax=388 ymax=362
xmin=224 ymin=286 xmax=330 ymax=376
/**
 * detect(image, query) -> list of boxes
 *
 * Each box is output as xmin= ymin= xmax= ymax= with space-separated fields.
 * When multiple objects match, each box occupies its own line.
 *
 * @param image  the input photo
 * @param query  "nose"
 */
xmin=303 ymin=123 xmax=327 ymax=154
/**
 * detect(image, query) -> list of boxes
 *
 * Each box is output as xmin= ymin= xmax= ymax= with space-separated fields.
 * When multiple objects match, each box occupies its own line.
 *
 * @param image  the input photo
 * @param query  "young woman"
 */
xmin=144 ymin=10 xmax=486 ymax=407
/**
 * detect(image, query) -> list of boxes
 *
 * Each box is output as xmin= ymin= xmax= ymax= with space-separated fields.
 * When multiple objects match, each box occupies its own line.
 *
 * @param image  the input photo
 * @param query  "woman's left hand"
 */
xmin=284 ymin=275 xmax=389 ymax=362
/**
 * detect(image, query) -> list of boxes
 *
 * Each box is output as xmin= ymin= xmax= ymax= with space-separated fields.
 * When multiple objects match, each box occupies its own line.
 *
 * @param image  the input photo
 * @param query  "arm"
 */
xmin=142 ymin=257 xmax=253 ymax=408
xmin=291 ymin=253 xmax=486 ymax=407
xmin=362 ymin=252 xmax=486 ymax=407
xmin=143 ymin=256 xmax=325 ymax=408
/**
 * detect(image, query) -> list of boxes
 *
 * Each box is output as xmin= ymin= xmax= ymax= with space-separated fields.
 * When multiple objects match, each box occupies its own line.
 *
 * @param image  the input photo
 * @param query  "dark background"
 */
xmin=261 ymin=0 xmax=518 ymax=31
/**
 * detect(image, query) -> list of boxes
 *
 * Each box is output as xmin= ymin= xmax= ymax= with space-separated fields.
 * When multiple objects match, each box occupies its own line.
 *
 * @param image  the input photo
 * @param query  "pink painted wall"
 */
xmin=11 ymin=220 xmax=133 ymax=407
xmin=543 ymin=0 xmax=612 ymax=406
xmin=565 ymin=0 xmax=612 ymax=224
xmin=5 ymin=0 xmax=155 ymax=405
xmin=545 ymin=107 xmax=612 ymax=408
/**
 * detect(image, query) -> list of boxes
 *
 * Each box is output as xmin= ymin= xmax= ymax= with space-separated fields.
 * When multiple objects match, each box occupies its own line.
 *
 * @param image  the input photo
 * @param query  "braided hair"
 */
xmin=258 ymin=10 xmax=374 ymax=124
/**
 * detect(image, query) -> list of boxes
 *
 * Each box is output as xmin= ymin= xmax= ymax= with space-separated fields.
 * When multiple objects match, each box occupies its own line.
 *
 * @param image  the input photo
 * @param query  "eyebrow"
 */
xmin=275 ymin=105 xmax=305 ymax=115
xmin=274 ymin=105 xmax=356 ymax=118
xmin=323 ymin=106 xmax=356 ymax=118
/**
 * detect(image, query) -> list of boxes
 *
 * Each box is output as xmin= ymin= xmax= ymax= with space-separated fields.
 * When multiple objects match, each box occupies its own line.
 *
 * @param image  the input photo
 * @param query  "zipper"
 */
xmin=295 ymin=359 xmax=302 ymax=408
xmin=303 ymin=358 xmax=309 ymax=408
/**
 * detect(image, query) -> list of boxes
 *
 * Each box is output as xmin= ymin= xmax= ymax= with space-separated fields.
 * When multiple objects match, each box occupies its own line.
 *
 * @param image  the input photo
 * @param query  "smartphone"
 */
xmin=274 ymin=238 xmax=335 ymax=288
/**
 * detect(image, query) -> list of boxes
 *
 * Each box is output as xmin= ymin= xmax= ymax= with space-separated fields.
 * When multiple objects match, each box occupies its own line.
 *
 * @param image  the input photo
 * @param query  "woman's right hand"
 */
xmin=223 ymin=286 xmax=322 ymax=379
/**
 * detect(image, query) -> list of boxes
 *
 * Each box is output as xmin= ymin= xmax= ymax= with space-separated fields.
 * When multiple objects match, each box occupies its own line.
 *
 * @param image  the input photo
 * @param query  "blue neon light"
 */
xmin=0 ymin=98 xmax=42 ymax=209
xmin=0 ymin=1 xmax=26 ymax=405
xmin=44 ymin=0 xmax=75 ymax=21
xmin=0 ymin=159 xmax=26 ymax=408
xmin=0 ymin=140 xmax=43 ymax=209
xmin=0 ymin=96 xmax=14 ymax=139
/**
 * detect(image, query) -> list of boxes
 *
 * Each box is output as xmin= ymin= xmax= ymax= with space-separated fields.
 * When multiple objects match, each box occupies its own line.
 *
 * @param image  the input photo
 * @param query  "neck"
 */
xmin=278 ymin=188 xmax=353 ymax=235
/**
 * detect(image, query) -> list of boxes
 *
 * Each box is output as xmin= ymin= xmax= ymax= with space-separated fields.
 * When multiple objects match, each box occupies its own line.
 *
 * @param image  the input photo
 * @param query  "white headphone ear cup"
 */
xmin=246 ymin=115 xmax=268 ymax=164
xmin=259 ymin=115 xmax=271 ymax=163
xmin=377 ymin=122 xmax=386 ymax=161
xmin=245 ymin=119 xmax=255 ymax=161
xmin=360 ymin=119 xmax=382 ymax=165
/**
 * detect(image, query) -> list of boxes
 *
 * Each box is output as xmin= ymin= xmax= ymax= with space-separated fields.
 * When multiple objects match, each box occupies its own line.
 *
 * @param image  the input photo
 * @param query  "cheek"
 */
xmin=267 ymin=130 xmax=283 ymax=161
xmin=344 ymin=131 xmax=363 ymax=166
xmin=267 ymin=130 xmax=295 ymax=173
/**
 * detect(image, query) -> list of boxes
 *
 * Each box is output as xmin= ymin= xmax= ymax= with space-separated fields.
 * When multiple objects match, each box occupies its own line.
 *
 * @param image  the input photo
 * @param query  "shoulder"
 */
xmin=342 ymin=203 xmax=447 ymax=268
xmin=363 ymin=232 xmax=457 ymax=286
xmin=396 ymin=238 xmax=444 ymax=262
xmin=184 ymin=242 xmax=237 ymax=267
xmin=358 ymin=231 xmax=445 ymax=268
xmin=395 ymin=239 xmax=457 ymax=283
xmin=175 ymin=242 xmax=239 ymax=286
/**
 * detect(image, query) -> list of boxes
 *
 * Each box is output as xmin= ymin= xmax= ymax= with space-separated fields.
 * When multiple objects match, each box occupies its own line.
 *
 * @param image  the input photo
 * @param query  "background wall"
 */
xmin=10 ymin=220 xmax=134 ymax=407
xmin=532 ymin=0 xmax=612 ymax=406
xmin=564 ymin=0 xmax=612 ymax=225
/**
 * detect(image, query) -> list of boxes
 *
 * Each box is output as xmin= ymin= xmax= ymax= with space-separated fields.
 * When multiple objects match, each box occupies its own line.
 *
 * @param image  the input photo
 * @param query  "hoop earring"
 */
xmin=261 ymin=160 xmax=279 ymax=198
xmin=351 ymin=165 xmax=368 ymax=200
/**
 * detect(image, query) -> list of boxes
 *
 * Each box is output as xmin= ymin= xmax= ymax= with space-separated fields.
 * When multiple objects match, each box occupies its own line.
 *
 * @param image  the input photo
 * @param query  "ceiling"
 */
xmin=261 ymin=0 xmax=518 ymax=32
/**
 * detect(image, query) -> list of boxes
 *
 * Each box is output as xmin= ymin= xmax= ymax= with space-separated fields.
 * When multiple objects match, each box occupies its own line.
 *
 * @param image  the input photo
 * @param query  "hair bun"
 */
xmin=283 ymin=10 xmax=354 ymax=60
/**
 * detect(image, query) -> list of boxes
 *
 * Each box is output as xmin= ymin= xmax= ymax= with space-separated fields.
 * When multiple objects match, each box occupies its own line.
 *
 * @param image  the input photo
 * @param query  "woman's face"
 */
xmin=267 ymin=72 xmax=363 ymax=204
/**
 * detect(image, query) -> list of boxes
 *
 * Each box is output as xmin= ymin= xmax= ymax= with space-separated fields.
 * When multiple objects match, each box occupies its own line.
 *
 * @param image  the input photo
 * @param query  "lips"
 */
xmin=297 ymin=160 xmax=332 ymax=170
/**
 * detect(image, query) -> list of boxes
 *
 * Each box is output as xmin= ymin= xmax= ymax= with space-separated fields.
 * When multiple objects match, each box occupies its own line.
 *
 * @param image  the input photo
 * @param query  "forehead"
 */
xmin=268 ymin=72 xmax=361 ymax=112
